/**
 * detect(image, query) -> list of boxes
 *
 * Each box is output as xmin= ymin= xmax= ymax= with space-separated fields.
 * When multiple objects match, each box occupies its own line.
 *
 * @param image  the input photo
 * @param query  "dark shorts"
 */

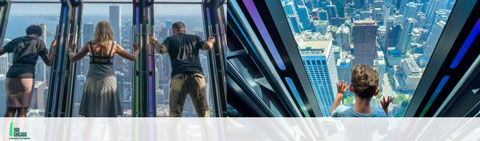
xmin=6 ymin=64 xmax=36 ymax=78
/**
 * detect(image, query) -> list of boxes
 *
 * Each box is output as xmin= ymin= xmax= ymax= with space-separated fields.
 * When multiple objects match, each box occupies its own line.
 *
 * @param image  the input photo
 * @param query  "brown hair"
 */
xmin=94 ymin=21 xmax=114 ymax=46
xmin=351 ymin=64 xmax=379 ymax=99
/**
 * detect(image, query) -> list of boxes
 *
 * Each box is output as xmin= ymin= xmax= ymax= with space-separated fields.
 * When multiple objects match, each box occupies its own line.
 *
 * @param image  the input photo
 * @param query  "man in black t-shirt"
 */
xmin=150 ymin=22 xmax=215 ymax=117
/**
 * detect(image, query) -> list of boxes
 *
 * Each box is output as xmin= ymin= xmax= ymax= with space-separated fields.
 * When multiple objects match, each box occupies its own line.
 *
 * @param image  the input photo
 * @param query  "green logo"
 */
xmin=8 ymin=121 xmax=31 ymax=140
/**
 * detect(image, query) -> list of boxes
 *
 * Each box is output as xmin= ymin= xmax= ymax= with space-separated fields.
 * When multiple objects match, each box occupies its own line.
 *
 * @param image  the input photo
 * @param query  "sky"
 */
xmin=10 ymin=3 xmax=202 ymax=16
xmin=11 ymin=0 xmax=201 ymax=2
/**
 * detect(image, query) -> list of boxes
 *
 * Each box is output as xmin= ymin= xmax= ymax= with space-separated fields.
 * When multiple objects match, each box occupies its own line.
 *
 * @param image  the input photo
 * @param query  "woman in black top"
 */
xmin=0 ymin=25 xmax=55 ymax=117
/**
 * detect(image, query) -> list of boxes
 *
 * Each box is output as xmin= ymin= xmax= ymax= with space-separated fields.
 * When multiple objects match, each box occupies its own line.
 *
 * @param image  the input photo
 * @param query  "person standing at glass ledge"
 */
xmin=68 ymin=21 xmax=139 ymax=117
xmin=150 ymin=22 xmax=216 ymax=117
xmin=331 ymin=64 xmax=394 ymax=117
xmin=0 ymin=25 xmax=56 ymax=117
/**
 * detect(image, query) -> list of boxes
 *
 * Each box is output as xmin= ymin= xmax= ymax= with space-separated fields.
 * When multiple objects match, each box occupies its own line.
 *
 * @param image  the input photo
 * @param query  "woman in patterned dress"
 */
xmin=68 ymin=21 xmax=139 ymax=117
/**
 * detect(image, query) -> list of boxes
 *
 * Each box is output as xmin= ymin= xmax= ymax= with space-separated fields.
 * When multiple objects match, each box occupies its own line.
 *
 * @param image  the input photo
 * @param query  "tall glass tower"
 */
xmin=109 ymin=5 xmax=122 ymax=44
xmin=299 ymin=39 xmax=339 ymax=116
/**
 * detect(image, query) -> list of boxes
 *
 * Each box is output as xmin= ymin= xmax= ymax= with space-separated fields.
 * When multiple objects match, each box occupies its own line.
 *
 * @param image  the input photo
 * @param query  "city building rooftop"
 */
xmin=353 ymin=18 xmax=377 ymax=26
xmin=299 ymin=40 xmax=332 ymax=56
xmin=405 ymin=58 xmax=422 ymax=73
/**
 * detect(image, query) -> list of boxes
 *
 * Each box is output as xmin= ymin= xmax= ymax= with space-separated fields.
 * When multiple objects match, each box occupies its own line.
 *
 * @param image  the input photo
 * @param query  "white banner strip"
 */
xmin=1 ymin=118 xmax=479 ymax=140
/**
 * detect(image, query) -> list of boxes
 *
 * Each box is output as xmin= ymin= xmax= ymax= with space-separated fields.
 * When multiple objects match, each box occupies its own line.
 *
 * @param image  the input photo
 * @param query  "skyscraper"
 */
xmin=375 ymin=51 xmax=386 ymax=88
xmin=354 ymin=0 xmax=365 ymax=9
xmin=36 ymin=59 xmax=46 ymax=82
xmin=294 ymin=0 xmax=306 ymax=7
xmin=311 ymin=8 xmax=320 ymax=21
xmin=109 ymin=5 xmax=122 ymax=44
xmin=336 ymin=24 xmax=351 ymax=51
xmin=337 ymin=53 xmax=354 ymax=102
xmin=82 ymin=23 xmax=95 ymax=46
xmin=416 ymin=12 xmax=427 ymax=28
xmin=398 ymin=18 xmax=416 ymax=55
xmin=403 ymin=2 xmax=418 ymax=25
xmin=0 ymin=55 xmax=8 ymax=75
xmin=337 ymin=53 xmax=352 ymax=84
xmin=398 ymin=58 xmax=422 ymax=91
xmin=326 ymin=4 xmax=338 ymax=19
xmin=283 ymin=1 xmax=297 ymax=15
xmin=81 ymin=23 xmax=95 ymax=75
xmin=319 ymin=9 xmax=329 ymax=20
xmin=313 ymin=20 xmax=328 ymax=35
xmin=287 ymin=15 xmax=303 ymax=33
xmin=382 ymin=5 xmax=393 ymax=24
xmin=352 ymin=19 xmax=378 ymax=66
xmin=299 ymin=39 xmax=338 ymax=117
xmin=433 ymin=9 xmax=450 ymax=25
xmin=398 ymin=0 xmax=409 ymax=13
xmin=425 ymin=0 xmax=442 ymax=28
xmin=0 ymin=75 xmax=6 ymax=115
xmin=336 ymin=0 xmax=345 ymax=18
xmin=166 ymin=20 xmax=173 ymax=32
xmin=297 ymin=5 xmax=311 ymax=30
xmin=384 ymin=24 xmax=401 ymax=51
xmin=424 ymin=21 xmax=445 ymax=58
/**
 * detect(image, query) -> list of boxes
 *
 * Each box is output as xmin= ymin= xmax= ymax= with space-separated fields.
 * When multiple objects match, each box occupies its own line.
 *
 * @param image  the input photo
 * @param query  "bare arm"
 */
xmin=331 ymin=81 xmax=349 ymax=114
xmin=202 ymin=36 xmax=216 ymax=50
xmin=150 ymin=36 xmax=167 ymax=54
xmin=154 ymin=42 xmax=168 ymax=54
xmin=40 ymin=53 xmax=52 ymax=66
xmin=41 ymin=39 xmax=57 ymax=66
xmin=68 ymin=43 xmax=89 ymax=62
xmin=115 ymin=44 xmax=139 ymax=61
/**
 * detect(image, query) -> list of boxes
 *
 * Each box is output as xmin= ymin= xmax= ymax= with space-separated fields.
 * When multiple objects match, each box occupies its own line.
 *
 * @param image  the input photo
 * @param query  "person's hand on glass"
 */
xmin=69 ymin=44 xmax=77 ymax=52
xmin=149 ymin=35 xmax=158 ymax=45
xmin=204 ymin=36 xmax=216 ymax=49
xmin=133 ymin=43 xmax=140 ymax=51
xmin=336 ymin=80 xmax=349 ymax=94
xmin=207 ymin=36 xmax=216 ymax=44
xmin=380 ymin=96 xmax=394 ymax=110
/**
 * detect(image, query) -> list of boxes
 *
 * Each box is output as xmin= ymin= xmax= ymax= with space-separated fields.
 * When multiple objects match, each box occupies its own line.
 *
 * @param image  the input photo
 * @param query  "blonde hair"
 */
xmin=94 ymin=21 xmax=114 ymax=46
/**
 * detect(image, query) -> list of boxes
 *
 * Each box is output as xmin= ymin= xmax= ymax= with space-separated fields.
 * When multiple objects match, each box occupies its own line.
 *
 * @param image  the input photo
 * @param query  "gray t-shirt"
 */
xmin=332 ymin=104 xmax=387 ymax=117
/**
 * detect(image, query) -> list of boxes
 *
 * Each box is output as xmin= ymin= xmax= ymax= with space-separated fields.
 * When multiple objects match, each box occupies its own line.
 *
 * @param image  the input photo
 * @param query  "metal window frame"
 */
xmin=202 ymin=0 xmax=228 ymax=117
xmin=45 ymin=0 xmax=83 ymax=117
xmin=0 ymin=0 xmax=11 ymax=47
xmin=3 ymin=0 xmax=221 ymax=117
xmin=10 ymin=0 xmax=202 ymax=4
xmin=132 ymin=0 xmax=156 ymax=117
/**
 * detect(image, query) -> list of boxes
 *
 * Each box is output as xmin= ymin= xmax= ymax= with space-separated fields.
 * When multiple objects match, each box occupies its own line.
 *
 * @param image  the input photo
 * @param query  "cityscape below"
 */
xmin=282 ymin=0 xmax=455 ymax=116
xmin=0 ymin=0 xmax=459 ymax=117
xmin=0 ymin=4 xmax=214 ymax=117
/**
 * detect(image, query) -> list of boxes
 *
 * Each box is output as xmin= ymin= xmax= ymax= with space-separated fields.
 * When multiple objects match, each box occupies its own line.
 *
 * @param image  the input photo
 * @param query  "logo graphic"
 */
xmin=8 ymin=121 xmax=31 ymax=140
